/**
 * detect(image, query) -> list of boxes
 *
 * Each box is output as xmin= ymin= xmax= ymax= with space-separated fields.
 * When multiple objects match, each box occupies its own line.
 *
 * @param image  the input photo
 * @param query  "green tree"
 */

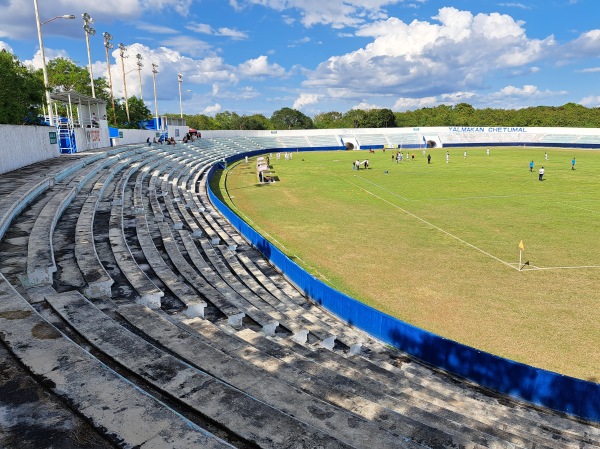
xmin=342 ymin=109 xmax=367 ymax=128
xmin=364 ymin=108 xmax=396 ymax=128
xmin=313 ymin=111 xmax=343 ymax=129
xmin=44 ymin=58 xmax=107 ymax=98
xmin=0 ymin=50 xmax=46 ymax=125
xmin=270 ymin=107 xmax=313 ymax=129
xmin=213 ymin=111 xmax=241 ymax=130
xmin=237 ymin=114 xmax=271 ymax=130
xmin=184 ymin=114 xmax=219 ymax=130
xmin=122 ymin=96 xmax=151 ymax=128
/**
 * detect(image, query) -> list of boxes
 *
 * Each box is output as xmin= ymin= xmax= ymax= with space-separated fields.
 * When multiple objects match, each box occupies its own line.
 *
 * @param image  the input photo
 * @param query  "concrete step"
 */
xmin=0 ymin=275 xmax=233 ymax=449
xmin=45 ymin=290 xmax=359 ymax=449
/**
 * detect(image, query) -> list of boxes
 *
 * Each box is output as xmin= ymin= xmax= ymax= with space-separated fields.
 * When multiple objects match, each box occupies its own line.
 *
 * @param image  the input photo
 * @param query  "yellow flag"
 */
xmin=518 ymin=240 xmax=525 ymax=251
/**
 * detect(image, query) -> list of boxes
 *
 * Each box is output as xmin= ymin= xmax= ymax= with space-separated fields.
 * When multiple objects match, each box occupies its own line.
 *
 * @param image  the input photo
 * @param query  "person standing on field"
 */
xmin=539 ymin=166 xmax=545 ymax=181
xmin=571 ymin=157 xmax=576 ymax=170
xmin=529 ymin=160 xmax=534 ymax=172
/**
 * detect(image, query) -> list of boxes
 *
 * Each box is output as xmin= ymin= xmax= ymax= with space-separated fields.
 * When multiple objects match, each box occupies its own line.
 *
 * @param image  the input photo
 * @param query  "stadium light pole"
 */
xmin=152 ymin=63 xmax=160 ymax=132
xmin=103 ymin=32 xmax=116 ymax=125
xmin=33 ymin=0 xmax=75 ymax=127
xmin=118 ymin=43 xmax=130 ymax=123
xmin=82 ymin=13 xmax=96 ymax=98
xmin=177 ymin=73 xmax=183 ymax=118
xmin=136 ymin=53 xmax=143 ymax=100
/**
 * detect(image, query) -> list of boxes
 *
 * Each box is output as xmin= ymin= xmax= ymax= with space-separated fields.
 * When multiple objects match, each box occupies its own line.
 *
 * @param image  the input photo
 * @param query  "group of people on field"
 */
xmin=353 ymin=159 xmax=369 ymax=170
xmin=529 ymin=154 xmax=576 ymax=181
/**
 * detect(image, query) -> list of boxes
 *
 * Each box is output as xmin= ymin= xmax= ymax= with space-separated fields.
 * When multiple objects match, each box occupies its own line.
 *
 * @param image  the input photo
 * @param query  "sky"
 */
xmin=1 ymin=0 xmax=600 ymax=119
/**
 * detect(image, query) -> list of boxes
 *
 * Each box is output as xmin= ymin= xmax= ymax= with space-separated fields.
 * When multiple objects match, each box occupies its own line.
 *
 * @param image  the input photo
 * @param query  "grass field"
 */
xmin=213 ymin=146 xmax=600 ymax=382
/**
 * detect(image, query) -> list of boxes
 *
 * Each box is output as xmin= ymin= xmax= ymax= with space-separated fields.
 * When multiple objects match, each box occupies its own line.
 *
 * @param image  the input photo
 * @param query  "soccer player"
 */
xmin=571 ymin=157 xmax=576 ymax=170
xmin=529 ymin=160 xmax=534 ymax=172
xmin=539 ymin=166 xmax=545 ymax=181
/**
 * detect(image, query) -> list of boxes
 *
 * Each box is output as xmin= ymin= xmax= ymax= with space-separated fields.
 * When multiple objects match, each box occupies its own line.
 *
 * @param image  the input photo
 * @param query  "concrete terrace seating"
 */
xmin=246 ymin=135 xmax=280 ymax=149
xmin=76 ymin=149 xmax=148 ymax=298
xmin=576 ymin=134 xmax=600 ymax=145
xmin=277 ymin=135 xmax=310 ymax=148
xmin=540 ymin=133 xmax=577 ymax=143
xmin=47 ymin=291 xmax=356 ymax=449
xmin=0 ymin=143 xmax=599 ymax=448
xmin=385 ymin=133 xmax=422 ymax=147
xmin=108 ymin=149 xmax=166 ymax=308
xmin=356 ymin=133 xmax=387 ymax=147
xmin=0 ymin=276 xmax=231 ymax=449
xmin=307 ymin=134 xmax=342 ymax=147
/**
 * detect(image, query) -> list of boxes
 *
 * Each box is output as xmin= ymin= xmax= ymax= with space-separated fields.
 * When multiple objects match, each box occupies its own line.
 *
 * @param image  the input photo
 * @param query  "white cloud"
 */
xmin=489 ymin=84 xmax=567 ymax=100
xmin=0 ymin=0 xmax=195 ymax=40
xmin=391 ymin=85 xmax=568 ymax=111
xmin=160 ymin=36 xmax=213 ymax=57
xmin=302 ymin=7 xmax=554 ymax=106
xmin=93 ymin=43 xmax=238 ymax=102
xmin=136 ymin=24 xmax=180 ymax=34
xmin=237 ymin=55 xmax=286 ymax=78
xmin=24 ymin=48 xmax=72 ymax=70
xmin=578 ymin=67 xmax=600 ymax=73
xmin=580 ymin=96 xmax=600 ymax=107
xmin=186 ymin=22 xmax=248 ymax=40
xmin=202 ymin=103 xmax=222 ymax=115
xmin=498 ymin=3 xmax=530 ymax=9
xmin=217 ymin=27 xmax=248 ymax=40
xmin=562 ymin=30 xmax=600 ymax=59
xmin=229 ymin=0 xmax=405 ymax=28
xmin=352 ymin=101 xmax=380 ymax=110
xmin=393 ymin=96 xmax=439 ymax=111
xmin=0 ymin=41 xmax=13 ymax=53
xmin=293 ymin=93 xmax=321 ymax=109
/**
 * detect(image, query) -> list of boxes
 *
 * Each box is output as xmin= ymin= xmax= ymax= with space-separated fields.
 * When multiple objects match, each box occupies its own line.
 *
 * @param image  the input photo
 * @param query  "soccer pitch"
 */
xmin=215 ymin=147 xmax=600 ymax=382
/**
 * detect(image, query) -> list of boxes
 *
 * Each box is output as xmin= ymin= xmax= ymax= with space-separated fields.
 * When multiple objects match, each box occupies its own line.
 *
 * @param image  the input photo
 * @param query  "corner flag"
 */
xmin=518 ymin=240 xmax=525 ymax=251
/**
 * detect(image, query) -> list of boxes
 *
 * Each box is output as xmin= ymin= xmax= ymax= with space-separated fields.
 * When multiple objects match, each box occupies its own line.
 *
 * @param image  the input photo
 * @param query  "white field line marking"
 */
xmin=355 ymin=174 xmax=600 ymax=272
xmin=223 ymin=177 xmax=331 ymax=281
xmin=344 ymin=174 xmax=518 ymax=270
xmin=358 ymin=176 xmax=412 ymax=202
xmin=521 ymin=265 xmax=600 ymax=271
xmin=358 ymin=174 xmax=558 ymax=202
xmin=354 ymin=175 xmax=600 ymax=271
xmin=556 ymin=202 xmax=600 ymax=215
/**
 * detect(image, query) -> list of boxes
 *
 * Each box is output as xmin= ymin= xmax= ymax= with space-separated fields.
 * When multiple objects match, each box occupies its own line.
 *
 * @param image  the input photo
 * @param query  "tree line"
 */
xmin=1 ymin=49 xmax=150 ymax=128
xmin=3 ymin=49 xmax=600 ymax=130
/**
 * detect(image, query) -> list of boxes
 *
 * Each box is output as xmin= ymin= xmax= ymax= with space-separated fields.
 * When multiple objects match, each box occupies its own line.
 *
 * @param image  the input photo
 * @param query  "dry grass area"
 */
xmin=215 ymin=147 xmax=600 ymax=382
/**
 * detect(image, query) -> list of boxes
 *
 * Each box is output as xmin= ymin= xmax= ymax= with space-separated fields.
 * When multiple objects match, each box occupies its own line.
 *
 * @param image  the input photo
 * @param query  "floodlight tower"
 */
xmin=33 ymin=0 xmax=75 ymax=127
xmin=118 ymin=43 xmax=130 ymax=122
xmin=82 ymin=12 xmax=96 ymax=97
xmin=177 ymin=73 xmax=183 ymax=118
xmin=136 ymin=53 xmax=143 ymax=100
xmin=152 ymin=63 xmax=159 ymax=132
xmin=103 ymin=32 xmax=116 ymax=125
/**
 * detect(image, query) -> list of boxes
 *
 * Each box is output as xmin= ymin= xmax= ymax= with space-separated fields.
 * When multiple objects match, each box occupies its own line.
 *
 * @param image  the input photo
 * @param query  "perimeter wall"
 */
xmin=206 ymin=148 xmax=600 ymax=424
xmin=0 ymin=125 xmax=61 ymax=175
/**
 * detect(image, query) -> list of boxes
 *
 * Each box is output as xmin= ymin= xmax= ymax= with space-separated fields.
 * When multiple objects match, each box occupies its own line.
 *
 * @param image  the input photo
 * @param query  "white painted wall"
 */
xmin=0 ymin=125 xmax=60 ymax=175
xmin=110 ymin=129 xmax=159 ymax=146
xmin=74 ymin=126 xmax=111 ymax=152
xmin=167 ymin=125 xmax=189 ymax=140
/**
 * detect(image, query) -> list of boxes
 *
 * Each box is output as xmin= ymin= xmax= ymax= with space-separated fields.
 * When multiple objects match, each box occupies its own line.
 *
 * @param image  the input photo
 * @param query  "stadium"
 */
xmin=0 ymin=123 xmax=599 ymax=448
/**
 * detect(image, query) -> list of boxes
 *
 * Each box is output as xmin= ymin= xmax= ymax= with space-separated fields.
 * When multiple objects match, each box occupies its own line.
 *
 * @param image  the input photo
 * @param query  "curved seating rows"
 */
xmin=0 ymin=141 xmax=598 ymax=448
